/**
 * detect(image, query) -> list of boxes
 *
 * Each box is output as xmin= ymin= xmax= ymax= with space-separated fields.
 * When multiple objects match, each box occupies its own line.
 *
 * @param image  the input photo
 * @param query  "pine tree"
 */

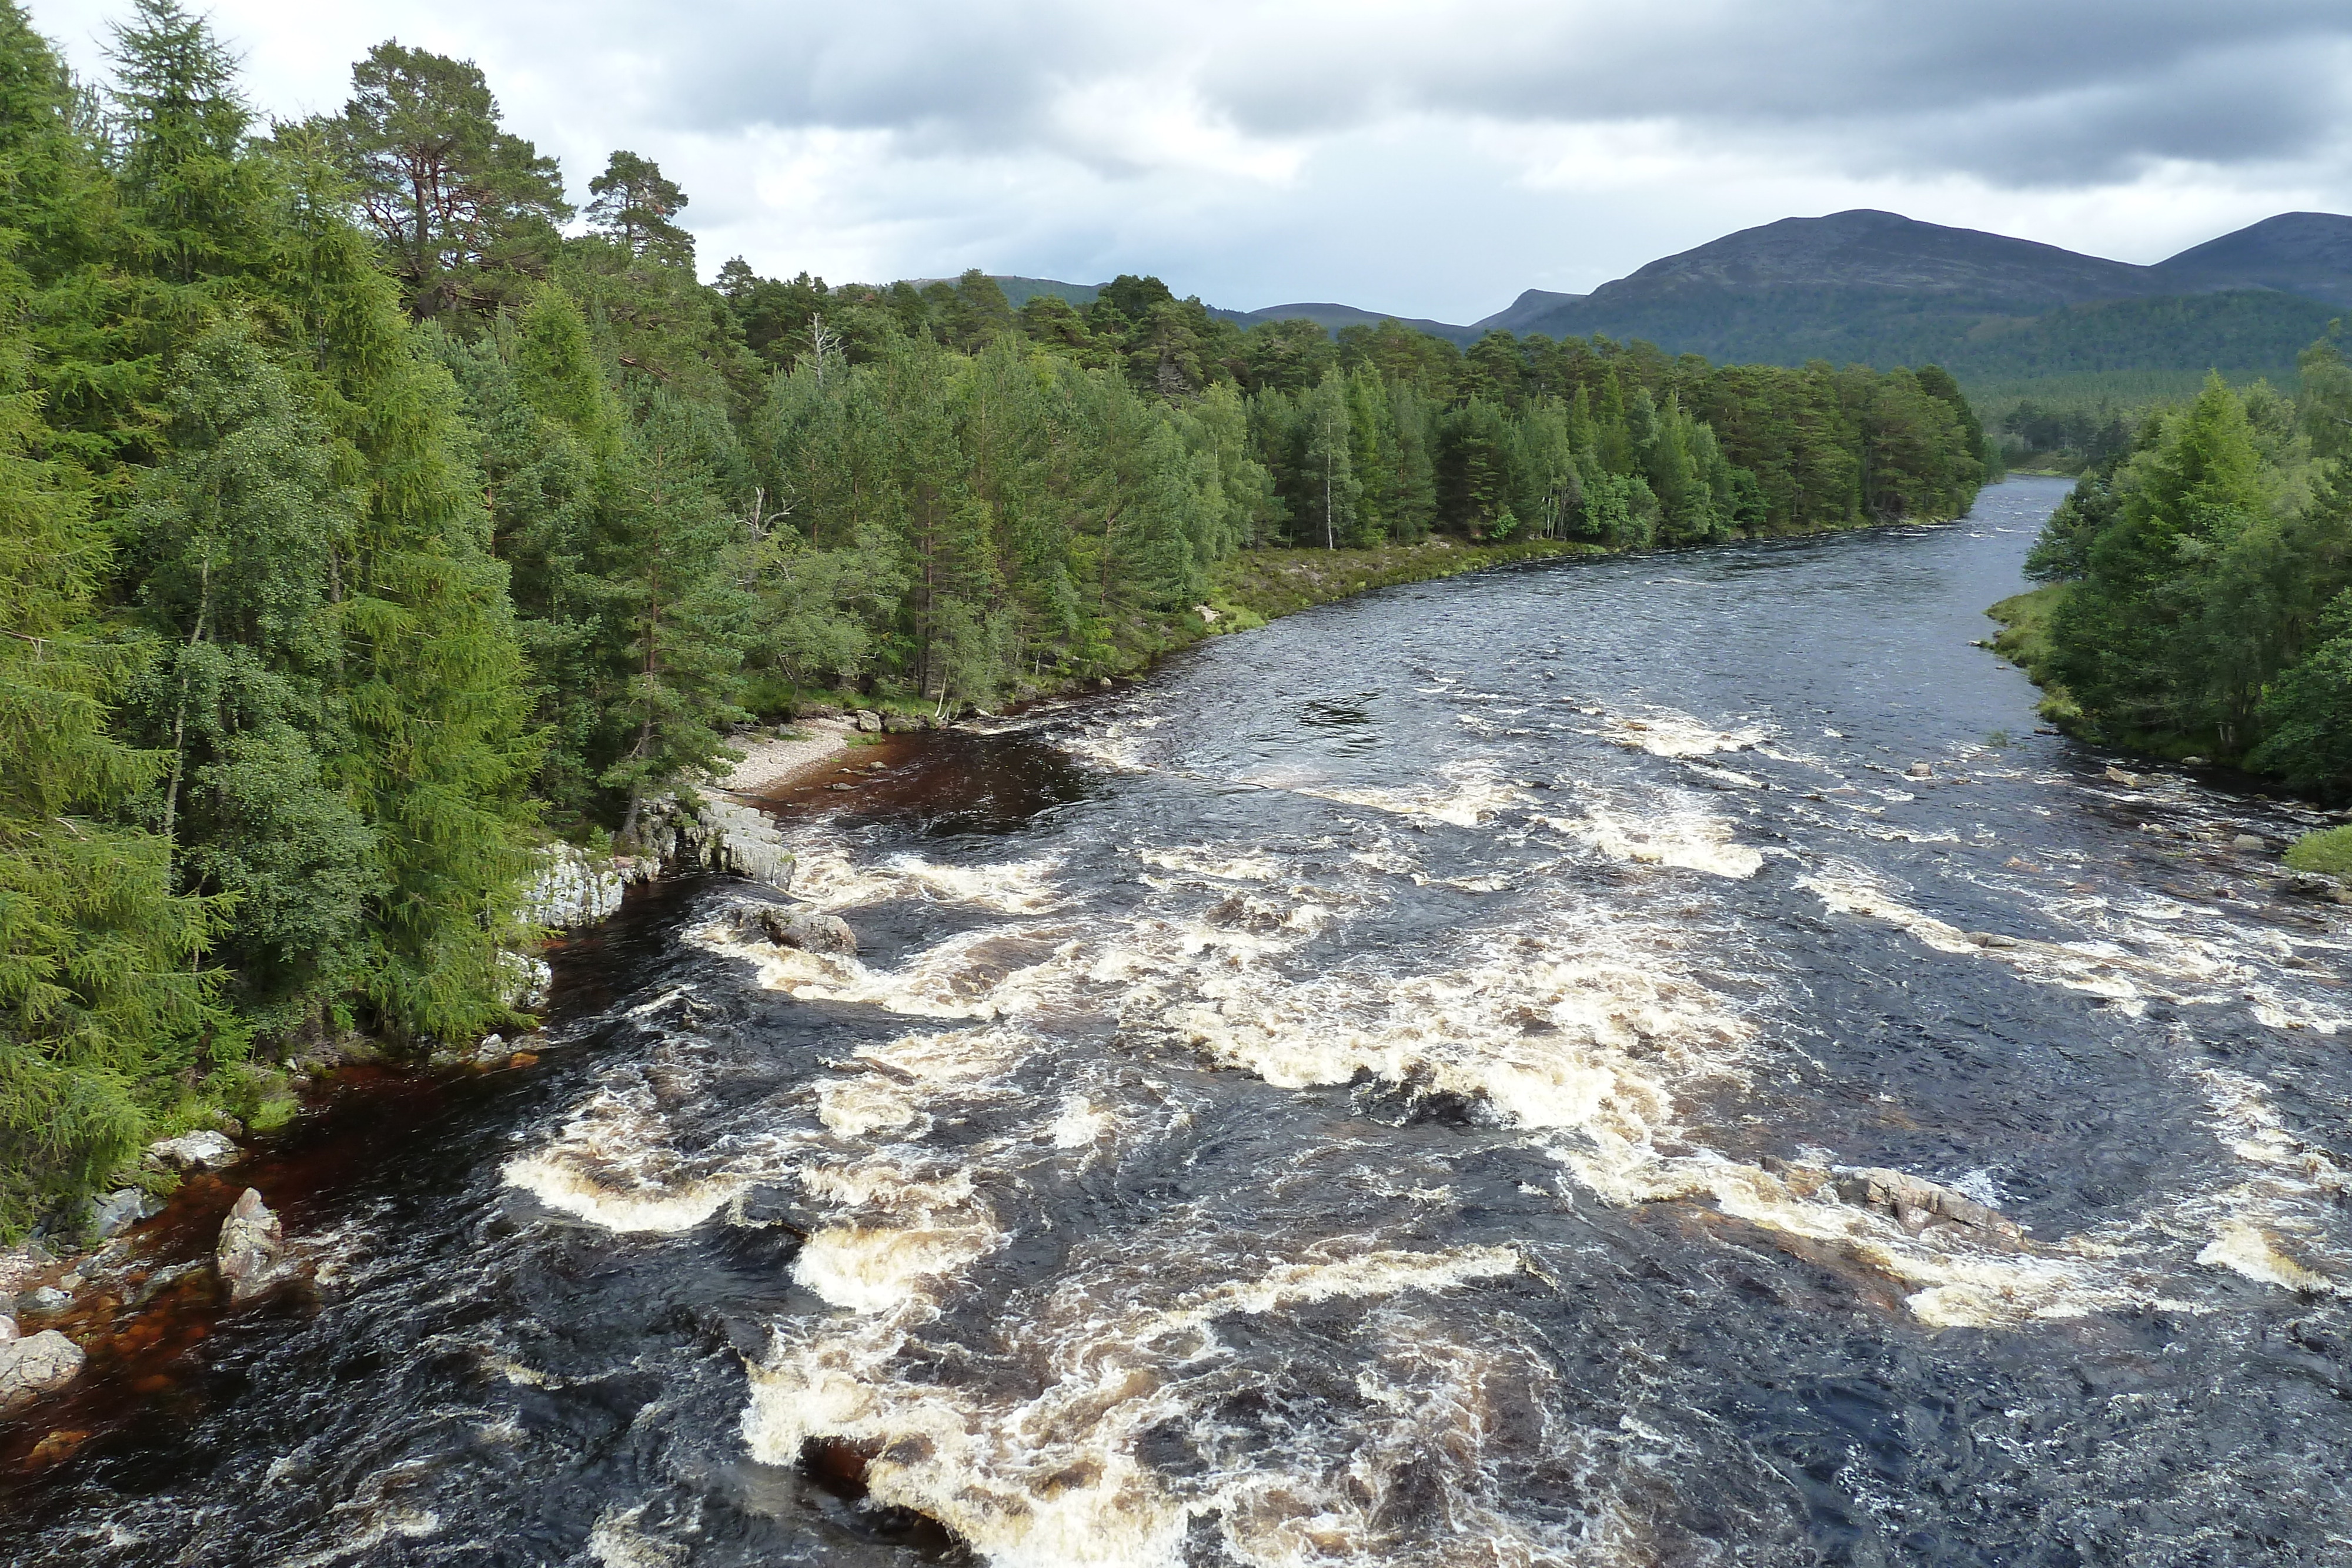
xmin=0 ymin=356 xmax=223 ymax=1235
xmin=326 ymin=41 xmax=570 ymax=319
xmin=600 ymin=393 xmax=750 ymax=842
xmin=256 ymin=153 xmax=542 ymax=1040
xmin=121 ymin=329 xmax=379 ymax=1025
xmin=585 ymin=151 xmax=691 ymax=268
xmin=107 ymin=0 xmax=268 ymax=291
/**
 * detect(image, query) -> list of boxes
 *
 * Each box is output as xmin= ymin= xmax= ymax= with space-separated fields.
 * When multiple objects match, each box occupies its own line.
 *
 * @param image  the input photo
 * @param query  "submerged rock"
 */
xmin=216 ymin=1188 xmax=290 ymax=1303
xmin=2233 ymin=833 xmax=2267 ymax=852
xmin=16 ymin=1285 xmax=70 ymax=1318
xmin=146 ymin=1129 xmax=239 ymax=1172
xmin=727 ymin=900 xmax=857 ymax=956
xmin=0 ymin=1329 xmax=84 ymax=1413
xmin=1834 ymin=1167 xmax=2021 ymax=1241
xmin=2104 ymin=765 xmax=2144 ymax=788
xmin=2283 ymin=870 xmax=2350 ymax=905
xmin=90 ymin=1188 xmax=157 ymax=1239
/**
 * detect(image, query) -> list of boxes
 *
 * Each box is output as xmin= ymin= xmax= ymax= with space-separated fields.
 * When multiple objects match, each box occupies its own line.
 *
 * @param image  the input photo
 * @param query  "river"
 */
xmin=8 ymin=475 xmax=2351 ymax=1566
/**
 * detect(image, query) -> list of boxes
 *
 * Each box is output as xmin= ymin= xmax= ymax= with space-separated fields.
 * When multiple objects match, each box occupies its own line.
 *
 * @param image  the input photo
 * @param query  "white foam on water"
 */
xmin=1053 ymin=1094 xmax=1116 ymax=1149
xmin=793 ymin=1155 xmax=1004 ymax=1312
xmin=1541 ymin=803 xmax=1764 ymax=880
xmin=854 ymin=1023 xmax=1047 ymax=1086
xmin=780 ymin=834 xmax=1065 ymax=914
xmin=1591 ymin=708 xmax=1770 ymax=760
xmin=2197 ymin=1224 xmax=2340 ymax=1295
xmin=1802 ymin=862 xmax=2351 ymax=1032
xmin=502 ymin=1153 xmax=750 ymax=1234
xmin=744 ymin=1245 xmax=1531 ymax=1568
xmin=1135 ymin=845 xmax=1284 ymax=882
xmin=500 ymin=1058 xmax=811 ymax=1233
xmin=695 ymin=918 xmax=1085 ymax=1022
xmin=817 ymin=1076 xmax=924 ymax=1138
xmin=1296 ymin=758 xmax=1531 ymax=827
xmin=587 ymin=1503 xmax=689 ymax=1568
xmin=793 ymin=1221 xmax=1005 ymax=1313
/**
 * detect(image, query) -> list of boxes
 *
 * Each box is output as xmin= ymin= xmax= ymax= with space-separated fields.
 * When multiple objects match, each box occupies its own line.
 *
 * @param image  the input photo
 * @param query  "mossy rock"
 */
xmin=2283 ymin=825 xmax=2352 ymax=878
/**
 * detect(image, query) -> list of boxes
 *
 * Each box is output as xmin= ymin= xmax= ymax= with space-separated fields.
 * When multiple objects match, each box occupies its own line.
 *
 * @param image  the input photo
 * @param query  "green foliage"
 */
xmin=0 ymin=362 xmax=226 ymax=1235
xmin=2022 ymin=357 xmax=2352 ymax=790
xmin=2283 ymin=825 xmax=2352 ymax=877
xmin=586 ymin=151 xmax=691 ymax=269
xmin=322 ymin=39 xmax=569 ymax=320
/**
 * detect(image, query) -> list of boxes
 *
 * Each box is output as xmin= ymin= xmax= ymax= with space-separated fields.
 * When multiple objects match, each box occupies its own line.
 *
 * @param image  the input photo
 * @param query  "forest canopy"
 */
xmin=2013 ymin=339 xmax=2352 ymax=793
xmin=0 ymin=0 xmax=1987 ymax=1235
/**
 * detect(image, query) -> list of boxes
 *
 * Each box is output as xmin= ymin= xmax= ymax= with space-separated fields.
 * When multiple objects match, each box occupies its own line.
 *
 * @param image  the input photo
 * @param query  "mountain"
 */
xmin=1568 ymin=209 xmax=2166 ymax=312
xmin=1215 ymin=300 xmax=1478 ymax=344
xmin=923 ymin=276 xmax=1482 ymax=342
xmin=2153 ymin=212 xmax=2352 ymax=307
xmin=987 ymin=276 xmax=1101 ymax=310
xmin=1488 ymin=209 xmax=2349 ymax=388
xmin=1473 ymin=289 xmax=1585 ymax=335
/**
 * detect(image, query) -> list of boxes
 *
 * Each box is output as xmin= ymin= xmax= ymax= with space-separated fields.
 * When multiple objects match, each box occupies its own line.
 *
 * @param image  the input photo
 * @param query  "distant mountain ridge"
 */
xmin=1492 ymin=210 xmax=2352 ymax=386
xmin=2153 ymin=213 xmax=2352 ymax=306
xmin=937 ymin=209 xmax=2351 ymax=387
xmin=1563 ymin=209 xmax=2162 ymax=310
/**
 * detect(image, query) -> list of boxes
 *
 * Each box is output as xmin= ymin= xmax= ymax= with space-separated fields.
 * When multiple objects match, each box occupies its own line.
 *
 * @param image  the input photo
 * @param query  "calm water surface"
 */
xmin=9 ymin=476 xmax=2352 ymax=1567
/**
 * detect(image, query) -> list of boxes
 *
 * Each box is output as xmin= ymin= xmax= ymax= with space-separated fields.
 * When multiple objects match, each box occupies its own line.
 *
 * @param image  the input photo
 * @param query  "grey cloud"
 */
xmin=529 ymin=0 xmax=2352 ymax=188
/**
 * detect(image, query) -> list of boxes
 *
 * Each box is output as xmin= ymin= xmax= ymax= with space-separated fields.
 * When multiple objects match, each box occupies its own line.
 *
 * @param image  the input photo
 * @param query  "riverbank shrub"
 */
xmin=2284 ymin=826 xmax=2352 ymax=877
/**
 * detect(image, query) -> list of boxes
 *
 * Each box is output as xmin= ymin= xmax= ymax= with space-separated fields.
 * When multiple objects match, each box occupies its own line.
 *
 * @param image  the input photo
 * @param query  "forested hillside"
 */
xmin=0 ymin=0 xmax=1984 ymax=1235
xmin=1998 ymin=341 xmax=2352 ymax=792
xmin=1491 ymin=210 xmax=2347 ymax=396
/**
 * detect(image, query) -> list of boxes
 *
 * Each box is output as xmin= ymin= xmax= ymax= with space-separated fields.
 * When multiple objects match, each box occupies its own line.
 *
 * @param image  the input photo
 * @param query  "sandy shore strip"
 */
xmin=714 ymin=717 xmax=857 ymax=797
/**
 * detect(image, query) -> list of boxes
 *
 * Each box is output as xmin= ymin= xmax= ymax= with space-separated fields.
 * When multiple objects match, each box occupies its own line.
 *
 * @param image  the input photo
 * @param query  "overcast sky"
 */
xmin=28 ymin=0 xmax=2352 ymax=322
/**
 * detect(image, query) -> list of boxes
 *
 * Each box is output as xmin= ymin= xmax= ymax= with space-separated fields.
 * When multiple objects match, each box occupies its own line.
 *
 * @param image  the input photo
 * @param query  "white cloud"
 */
xmin=26 ymin=0 xmax=2352 ymax=322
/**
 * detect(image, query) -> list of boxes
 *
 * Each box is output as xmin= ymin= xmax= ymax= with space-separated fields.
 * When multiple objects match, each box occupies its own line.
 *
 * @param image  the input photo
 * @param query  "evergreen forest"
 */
xmin=2007 ymin=340 xmax=2352 ymax=793
xmin=0 ymin=0 xmax=1987 ymax=1234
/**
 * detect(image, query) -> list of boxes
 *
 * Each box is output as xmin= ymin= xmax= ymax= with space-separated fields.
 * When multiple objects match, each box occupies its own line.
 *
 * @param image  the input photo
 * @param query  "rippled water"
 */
xmin=11 ymin=476 xmax=2352 ymax=1566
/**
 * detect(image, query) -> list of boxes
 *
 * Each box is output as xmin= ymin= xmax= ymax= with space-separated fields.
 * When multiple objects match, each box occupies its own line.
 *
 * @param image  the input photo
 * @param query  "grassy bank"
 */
xmin=1206 ymin=536 xmax=1608 ymax=630
xmin=1984 ymin=584 xmax=2076 ymax=721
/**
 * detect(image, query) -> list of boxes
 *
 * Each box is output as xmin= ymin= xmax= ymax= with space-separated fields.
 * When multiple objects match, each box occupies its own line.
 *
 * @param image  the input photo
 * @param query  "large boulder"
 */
xmin=523 ymin=844 xmax=637 ymax=930
xmin=216 ymin=1188 xmax=289 ymax=1303
xmin=671 ymin=798 xmax=797 ymax=891
xmin=727 ymin=901 xmax=856 ymax=957
xmin=0 ymin=1329 xmax=83 ymax=1412
xmin=1835 ymin=1167 xmax=2021 ymax=1242
xmin=147 ymin=1130 xmax=239 ymax=1172
xmin=852 ymin=709 xmax=883 ymax=733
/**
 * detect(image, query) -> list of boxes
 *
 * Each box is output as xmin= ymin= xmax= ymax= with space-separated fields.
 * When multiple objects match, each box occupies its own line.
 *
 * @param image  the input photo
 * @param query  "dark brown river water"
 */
xmin=8 ymin=475 xmax=2352 ymax=1566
